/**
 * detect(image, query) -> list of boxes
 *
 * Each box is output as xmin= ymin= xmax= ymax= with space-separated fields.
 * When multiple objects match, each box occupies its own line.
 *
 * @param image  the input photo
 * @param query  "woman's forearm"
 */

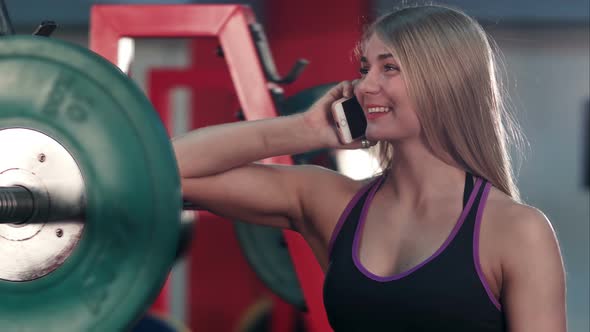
xmin=172 ymin=113 xmax=327 ymax=178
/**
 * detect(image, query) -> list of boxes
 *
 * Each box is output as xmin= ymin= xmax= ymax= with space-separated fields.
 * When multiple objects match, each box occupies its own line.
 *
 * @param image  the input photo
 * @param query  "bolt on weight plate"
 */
xmin=0 ymin=36 xmax=181 ymax=331
xmin=234 ymin=221 xmax=306 ymax=310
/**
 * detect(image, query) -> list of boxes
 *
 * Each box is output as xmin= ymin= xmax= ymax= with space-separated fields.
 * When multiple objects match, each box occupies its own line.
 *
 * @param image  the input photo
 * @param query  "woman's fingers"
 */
xmin=342 ymin=138 xmax=378 ymax=150
xmin=342 ymin=81 xmax=354 ymax=98
xmin=327 ymin=80 xmax=355 ymax=100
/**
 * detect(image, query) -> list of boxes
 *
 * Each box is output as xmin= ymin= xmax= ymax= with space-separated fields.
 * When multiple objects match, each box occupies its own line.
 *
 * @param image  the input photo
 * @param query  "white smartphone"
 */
xmin=331 ymin=96 xmax=367 ymax=144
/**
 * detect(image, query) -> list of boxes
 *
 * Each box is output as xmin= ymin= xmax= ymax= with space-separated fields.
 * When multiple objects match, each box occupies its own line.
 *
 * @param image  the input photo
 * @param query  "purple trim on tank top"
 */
xmin=327 ymin=176 xmax=385 ymax=257
xmin=352 ymin=177 xmax=483 ymax=282
xmin=473 ymin=182 xmax=502 ymax=311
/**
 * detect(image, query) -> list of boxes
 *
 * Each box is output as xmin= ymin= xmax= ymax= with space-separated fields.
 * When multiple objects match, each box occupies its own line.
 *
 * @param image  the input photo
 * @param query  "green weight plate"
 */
xmin=234 ymin=221 xmax=305 ymax=309
xmin=0 ymin=36 xmax=181 ymax=331
xmin=234 ymin=83 xmax=338 ymax=310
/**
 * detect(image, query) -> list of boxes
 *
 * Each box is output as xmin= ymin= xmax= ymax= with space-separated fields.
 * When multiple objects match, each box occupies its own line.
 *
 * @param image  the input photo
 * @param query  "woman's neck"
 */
xmin=383 ymin=140 xmax=466 ymax=210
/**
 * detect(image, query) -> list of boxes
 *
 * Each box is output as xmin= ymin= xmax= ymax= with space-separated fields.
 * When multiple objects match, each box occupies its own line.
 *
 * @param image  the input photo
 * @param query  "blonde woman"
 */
xmin=174 ymin=4 xmax=566 ymax=331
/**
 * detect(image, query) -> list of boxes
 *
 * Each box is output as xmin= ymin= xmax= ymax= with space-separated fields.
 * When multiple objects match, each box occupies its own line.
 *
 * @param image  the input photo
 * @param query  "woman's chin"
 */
xmin=364 ymin=131 xmax=374 ymax=140
xmin=364 ymin=132 xmax=382 ymax=142
xmin=365 ymin=129 xmax=411 ymax=143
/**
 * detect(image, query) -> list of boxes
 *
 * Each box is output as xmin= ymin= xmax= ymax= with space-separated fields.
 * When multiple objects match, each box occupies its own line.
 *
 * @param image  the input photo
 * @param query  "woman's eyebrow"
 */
xmin=360 ymin=53 xmax=395 ymax=63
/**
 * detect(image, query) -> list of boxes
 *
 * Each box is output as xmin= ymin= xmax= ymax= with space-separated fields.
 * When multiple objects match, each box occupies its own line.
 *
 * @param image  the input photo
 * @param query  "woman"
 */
xmin=173 ymin=4 xmax=566 ymax=331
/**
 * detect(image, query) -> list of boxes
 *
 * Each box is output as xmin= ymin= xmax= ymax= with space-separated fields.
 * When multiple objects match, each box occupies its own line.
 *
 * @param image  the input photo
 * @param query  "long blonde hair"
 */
xmin=359 ymin=4 xmax=526 ymax=202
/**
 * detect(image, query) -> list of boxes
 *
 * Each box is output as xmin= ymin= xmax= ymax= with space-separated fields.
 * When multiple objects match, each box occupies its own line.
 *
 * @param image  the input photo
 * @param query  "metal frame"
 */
xmin=89 ymin=5 xmax=329 ymax=331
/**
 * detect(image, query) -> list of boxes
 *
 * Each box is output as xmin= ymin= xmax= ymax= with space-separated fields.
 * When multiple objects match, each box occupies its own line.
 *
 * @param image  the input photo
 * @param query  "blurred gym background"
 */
xmin=6 ymin=0 xmax=588 ymax=331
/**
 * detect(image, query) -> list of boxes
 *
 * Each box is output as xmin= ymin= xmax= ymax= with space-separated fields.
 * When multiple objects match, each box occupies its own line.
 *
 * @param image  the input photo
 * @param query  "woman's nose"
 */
xmin=356 ymin=72 xmax=380 ymax=95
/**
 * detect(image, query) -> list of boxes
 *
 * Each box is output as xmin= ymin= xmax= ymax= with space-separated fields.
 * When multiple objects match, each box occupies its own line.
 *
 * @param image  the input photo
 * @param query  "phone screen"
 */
xmin=342 ymin=97 xmax=367 ymax=139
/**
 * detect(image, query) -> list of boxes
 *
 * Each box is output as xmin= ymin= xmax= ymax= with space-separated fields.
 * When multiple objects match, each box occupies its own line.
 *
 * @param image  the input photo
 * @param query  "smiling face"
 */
xmin=349 ymin=6 xmax=523 ymax=202
xmin=354 ymin=34 xmax=421 ymax=144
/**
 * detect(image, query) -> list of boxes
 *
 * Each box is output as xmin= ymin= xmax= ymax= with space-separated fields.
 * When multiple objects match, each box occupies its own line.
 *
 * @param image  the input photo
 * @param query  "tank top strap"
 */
xmin=463 ymin=171 xmax=474 ymax=208
xmin=443 ymin=174 xmax=490 ymax=261
xmin=327 ymin=174 xmax=385 ymax=258
xmin=459 ymin=174 xmax=489 ymax=235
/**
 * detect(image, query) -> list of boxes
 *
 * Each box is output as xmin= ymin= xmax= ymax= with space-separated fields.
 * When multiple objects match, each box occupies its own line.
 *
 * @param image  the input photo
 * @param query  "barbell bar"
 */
xmin=0 ymin=185 xmax=198 ymax=225
xmin=0 ymin=186 xmax=35 ymax=223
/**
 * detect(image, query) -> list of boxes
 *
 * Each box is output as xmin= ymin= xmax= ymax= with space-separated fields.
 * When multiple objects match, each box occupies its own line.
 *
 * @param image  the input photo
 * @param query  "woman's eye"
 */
xmin=359 ymin=67 xmax=369 ymax=75
xmin=384 ymin=64 xmax=399 ymax=72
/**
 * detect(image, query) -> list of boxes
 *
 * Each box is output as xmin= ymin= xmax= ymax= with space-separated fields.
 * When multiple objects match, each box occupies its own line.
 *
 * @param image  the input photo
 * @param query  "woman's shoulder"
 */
xmin=484 ymin=186 xmax=560 ymax=263
xmin=485 ymin=186 xmax=552 ymax=233
xmin=285 ymin=165 xmax=382 ymax=265
xmin=483 ymin=185 xmax=565 ymax=308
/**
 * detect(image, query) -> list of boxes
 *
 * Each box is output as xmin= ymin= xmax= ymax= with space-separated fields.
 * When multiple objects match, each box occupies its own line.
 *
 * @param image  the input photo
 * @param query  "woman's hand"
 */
xmin=302 ymin=80 xmax=376 ymax=150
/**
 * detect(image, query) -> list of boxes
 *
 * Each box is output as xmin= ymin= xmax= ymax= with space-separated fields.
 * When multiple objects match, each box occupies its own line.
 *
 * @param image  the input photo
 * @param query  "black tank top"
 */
xmin=323 ymin=172 xmax=505 ymax=331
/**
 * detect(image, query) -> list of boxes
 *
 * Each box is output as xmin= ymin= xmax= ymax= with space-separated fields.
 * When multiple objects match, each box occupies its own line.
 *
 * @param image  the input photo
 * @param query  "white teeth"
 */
xmin=367 ymin=107 xmax=390 ymax=113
